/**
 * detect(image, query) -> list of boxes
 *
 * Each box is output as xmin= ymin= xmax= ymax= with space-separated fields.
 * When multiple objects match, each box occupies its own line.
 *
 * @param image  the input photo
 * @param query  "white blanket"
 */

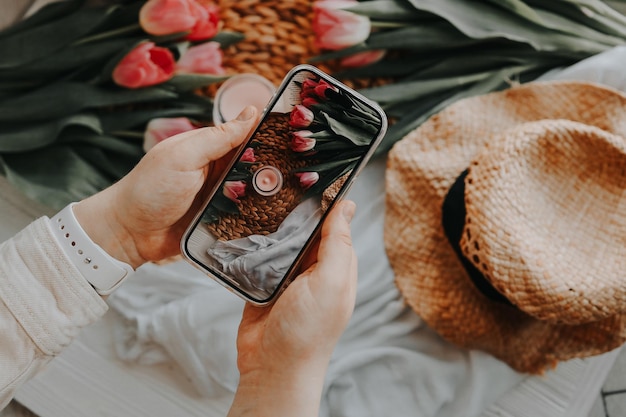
xmin=108 ymin=46 xmax=626 ymax=417
xmin=109 ymin=157 xmax=522 ymax=417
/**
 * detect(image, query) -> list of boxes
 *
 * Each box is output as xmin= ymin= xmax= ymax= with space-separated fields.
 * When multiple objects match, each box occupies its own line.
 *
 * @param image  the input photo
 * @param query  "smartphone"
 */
xmin=181 ymin=64 xmax=387 ymax=305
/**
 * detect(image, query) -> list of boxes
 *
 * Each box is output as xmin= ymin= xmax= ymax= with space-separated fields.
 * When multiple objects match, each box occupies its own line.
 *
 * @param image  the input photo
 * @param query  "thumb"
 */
xmin=166 ymin=106 xmax=259 ymax=170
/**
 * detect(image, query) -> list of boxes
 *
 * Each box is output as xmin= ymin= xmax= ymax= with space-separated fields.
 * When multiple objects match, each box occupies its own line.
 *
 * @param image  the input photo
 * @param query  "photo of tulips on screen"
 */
xmin=185 ymin=68 xmax=384 ymax=301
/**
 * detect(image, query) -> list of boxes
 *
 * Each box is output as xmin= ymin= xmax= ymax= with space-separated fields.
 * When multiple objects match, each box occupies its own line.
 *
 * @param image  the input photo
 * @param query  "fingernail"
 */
xmin=342 ymin=201 xmax=356 ymax=223
xmin=236 ymin=105 xmax=255 ymax=122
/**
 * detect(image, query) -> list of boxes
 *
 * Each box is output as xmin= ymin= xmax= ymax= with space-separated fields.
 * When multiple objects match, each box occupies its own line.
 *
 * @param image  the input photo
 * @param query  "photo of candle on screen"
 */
xmin=252 ymin=166 xmax=283 ymax=196
xmin=185 ymin=67 xmax=384 ymax=302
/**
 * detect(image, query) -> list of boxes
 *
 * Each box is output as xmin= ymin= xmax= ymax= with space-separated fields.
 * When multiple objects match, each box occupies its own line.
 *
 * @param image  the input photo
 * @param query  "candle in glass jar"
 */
xmin=213 ymin=74 xmax=276 ymax=125
xmin=252 ymin=166 xmax=283 ymax=196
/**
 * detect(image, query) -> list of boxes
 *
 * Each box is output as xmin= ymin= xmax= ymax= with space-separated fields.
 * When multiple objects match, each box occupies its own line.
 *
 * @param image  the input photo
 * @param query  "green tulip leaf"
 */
xmin=313 ymin=140 xmax=361 ymax=153
xmin=59 ymin=131 xmax=143 ymax=157
xmin=99 ymin=102 xmax=210 ymax=132
xmin=359 ymin=71 xmax=493 ymax=104
xmin=0 ymin=6 xmax=117 ymax=69
xmin=0 ymin=38 xmax=139 ymax=82
xmin=211 ymin=192 xmax=240 ymax=214
xmin=0 ymin=82 xmax=178 ymax=123
xmin=0 ymin=145 xmax=113 ymax=210
xmin=374 ymin=68 xmax=515 ymax=156
xmin=201 ymin=205 xmax=220 ymax=224
xmin=318 ymin=111 xmax=375 ymax=146
xmin=333 ymin=56 xmax=440 ymax=80
xmin=210 ymin=31 xmax=246 ymax=48
xmin=70 ymin=144 xmax=139 ymax=180
xmin=526 ymin=0 xmax=626 ymax=38
xmin=293 ymin=156 xmax=360 ymax=174
xmin=0 ymin=113 xmax=102 ymax=153
xmin=404 ymin=0 xmax=615 ymax=53
xmin=166 ymin=74 xmax=231 ymax=91
xmin=344 ymin=0 xmax=425 ymax=21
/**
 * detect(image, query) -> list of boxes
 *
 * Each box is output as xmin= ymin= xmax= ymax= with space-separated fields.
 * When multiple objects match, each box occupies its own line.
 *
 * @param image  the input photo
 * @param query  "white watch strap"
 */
xmin=50 ymin=203 xmax=133 ymax=295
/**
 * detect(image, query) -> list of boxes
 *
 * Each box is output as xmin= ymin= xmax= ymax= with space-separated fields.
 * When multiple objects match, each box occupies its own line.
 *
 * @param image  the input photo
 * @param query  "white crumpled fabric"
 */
xmin=108 ymin=46 xmax=626 ymax=417
xmin=207 ymin=196 xmax=322 ymax=298
xmin=108 ymin=156 xmax=522 ymax=417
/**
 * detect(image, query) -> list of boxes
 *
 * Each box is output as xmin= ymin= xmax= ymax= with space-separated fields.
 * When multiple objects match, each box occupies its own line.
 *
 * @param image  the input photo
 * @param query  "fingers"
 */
xmin=312 ymin=200 xmax=357 ymax=295
xmin=162 ymin=106 xmax=259 ymax=170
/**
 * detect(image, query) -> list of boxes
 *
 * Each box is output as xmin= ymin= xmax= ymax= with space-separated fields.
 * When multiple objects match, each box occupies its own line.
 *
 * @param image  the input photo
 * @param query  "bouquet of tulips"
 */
xmin=309 ymin=0 xmax=626 ymax=154
xmin=0 ymin=0 xmax=242 ymax=209
xmin=288 ymin=76 xmax=382 ymax=197
xmin=201 ymin=146 xmax=257 ymax=223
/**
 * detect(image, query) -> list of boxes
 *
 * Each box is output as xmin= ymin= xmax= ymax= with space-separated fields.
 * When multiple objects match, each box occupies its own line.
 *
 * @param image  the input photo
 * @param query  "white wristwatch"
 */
xmin=50 ymin=203 xmax=134 ymax=295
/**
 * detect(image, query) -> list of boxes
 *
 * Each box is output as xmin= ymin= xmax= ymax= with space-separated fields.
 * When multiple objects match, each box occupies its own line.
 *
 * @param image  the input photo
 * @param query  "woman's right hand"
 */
xmin=228 ymin=200 xmax=358 ymax=417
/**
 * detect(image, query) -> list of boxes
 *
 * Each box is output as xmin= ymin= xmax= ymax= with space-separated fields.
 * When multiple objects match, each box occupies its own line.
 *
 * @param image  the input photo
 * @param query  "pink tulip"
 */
xmin=291 ymin=131 xmax=316 ymax=152
xmin=295 ymin=172 xmax=320 ymax=189
xmin=301 ymin=78 xmax=337 ymax=101
xmin=340 ymin=49 xmax=386 ymax=68
xmin=139 ymin=0 xmax=219 ymax=41
xmin=140 ymin=0 xmax=196 ymax=35
xmin=313 ymin=0 xmax=371 ymax=51
xmin=143 ymin=117 xmax=196 ymax=152
xmin=240 ymin=148 xmax=256 ymax=163
xmin=112 ymin=42 xmax=175 ymax=89
xmin=223 ymin=180 xmax=246 ymax=203
xmin=289 ymin=105 xmax=315 ymax=128
xmin=186 ymin=1 xmax=220 ymax=41
xmin=302 ymin=97 xmax=320 ymax=108
xmin=176 ymin=41 xmax=225 ymax=75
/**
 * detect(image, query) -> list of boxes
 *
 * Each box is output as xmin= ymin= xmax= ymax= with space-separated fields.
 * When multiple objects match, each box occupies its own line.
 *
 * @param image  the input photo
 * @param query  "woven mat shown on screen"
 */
xmin=206 ymin=112 xmax=316 ymax=240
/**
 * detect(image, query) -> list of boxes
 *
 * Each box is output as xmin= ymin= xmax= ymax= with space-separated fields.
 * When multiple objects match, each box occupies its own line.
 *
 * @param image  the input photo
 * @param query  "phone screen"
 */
xmin=182 ymin=65 xmax=387 ymax=304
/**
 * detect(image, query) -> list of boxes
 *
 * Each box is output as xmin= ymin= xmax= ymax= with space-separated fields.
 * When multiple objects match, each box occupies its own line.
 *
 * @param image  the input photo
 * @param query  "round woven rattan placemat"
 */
xmin=206 ymin=112 xmax=318 ymax=240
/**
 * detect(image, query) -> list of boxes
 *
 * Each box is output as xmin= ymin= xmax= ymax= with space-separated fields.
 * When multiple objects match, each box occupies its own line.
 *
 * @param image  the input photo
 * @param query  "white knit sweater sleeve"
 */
xmin=0 ymin=217 xmax=108 ymax=409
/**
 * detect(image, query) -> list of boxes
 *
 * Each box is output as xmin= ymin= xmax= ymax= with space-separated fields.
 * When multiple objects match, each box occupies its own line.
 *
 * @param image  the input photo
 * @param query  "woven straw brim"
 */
xmin=462 ymin=120 xmax=626 ymax=324
xmin=385 ymin=81 xmax=626 ymax=374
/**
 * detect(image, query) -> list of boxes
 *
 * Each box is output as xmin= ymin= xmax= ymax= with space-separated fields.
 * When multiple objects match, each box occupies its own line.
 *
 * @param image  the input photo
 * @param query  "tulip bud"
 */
xmin=313 ymin=0 xmax=371 ymax=51
xmin=291 ymin=131 xmax=316 ymax=152
xmin=140 ymin=0 xmax=197 ymax=36
xmin=289 ymin=105 xmax=315 ymax=128
xmin=143 ymin=117 xmax=196 ymax=152
xmin=186 ymin=1 xmax=220 ymax=41
xmin=340 ymin=49 xmax=386 ymax=68
xmin=223 ymin=180 xmax=247 ymax=203
xmin=176 ymin=41 xmax=225 ymax=75
xmin=295 ymin=172 xmax=320 ymax=189
xmin=112 ymin=42 xmax=175 ymax=89
xmin=300 ymin=78 xmax=337 ymax=101
xmin=301 ymin=97 xmax=320 ymax=108
xmin=139 ymin=0 xmax=219 ymax=41
xmin=240 ymin=147 xmax=256 ymax=163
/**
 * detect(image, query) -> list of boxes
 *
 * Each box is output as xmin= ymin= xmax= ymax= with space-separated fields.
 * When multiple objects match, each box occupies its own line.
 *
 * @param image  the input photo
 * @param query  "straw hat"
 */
xmin=385 ymin=81 xmax=626 ymax=374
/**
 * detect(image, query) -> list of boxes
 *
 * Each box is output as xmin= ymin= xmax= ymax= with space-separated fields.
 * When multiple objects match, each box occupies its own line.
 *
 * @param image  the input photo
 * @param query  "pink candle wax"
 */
xmin=252 ymin=166 xmax=283 ymax=196
xmin=213 ymin=74 xmax=276 ymax=125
